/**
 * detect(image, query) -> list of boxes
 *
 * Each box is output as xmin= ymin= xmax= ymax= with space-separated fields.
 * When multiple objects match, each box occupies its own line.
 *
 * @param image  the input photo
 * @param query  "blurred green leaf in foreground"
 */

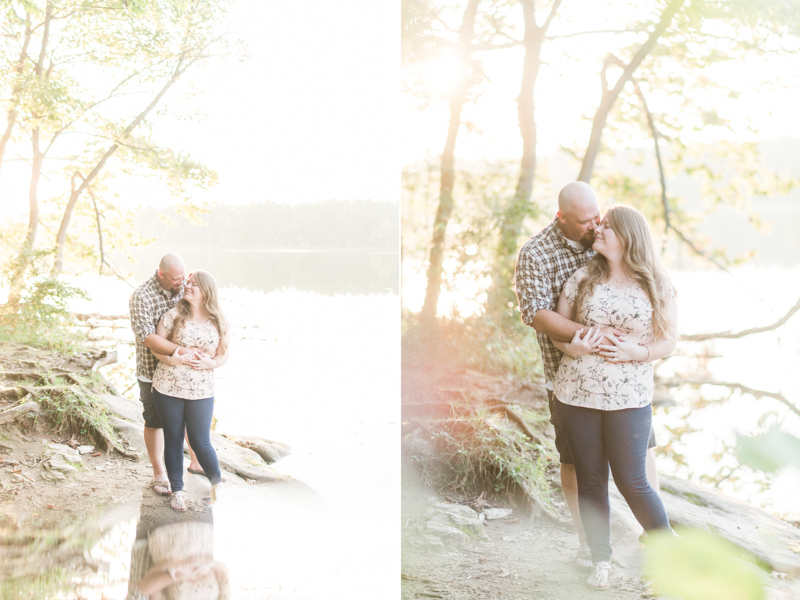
xmin=736 ymin=427 xmax=800 ymax=474
xmin=643 ymin=529 xmax=765 ymax=600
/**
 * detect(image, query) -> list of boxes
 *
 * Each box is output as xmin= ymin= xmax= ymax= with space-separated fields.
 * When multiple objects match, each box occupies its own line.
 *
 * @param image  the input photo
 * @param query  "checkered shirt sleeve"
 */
xmin=515 ymin=218 xmax=594 ymax=384
xmin=129 ymin=275 xmax=180 ymax=380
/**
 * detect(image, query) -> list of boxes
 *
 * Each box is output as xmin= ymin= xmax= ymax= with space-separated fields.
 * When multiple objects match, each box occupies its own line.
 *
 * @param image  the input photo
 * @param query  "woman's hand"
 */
xmin=187 ymin=351 xmax=218 ymax=370
xmin=565 ymin=327 xmax=605 ymax=357
xmin=169 ymin=347 xmax=199 ymax=366
xmin=597 ymin=333 xmax=648 ymax=363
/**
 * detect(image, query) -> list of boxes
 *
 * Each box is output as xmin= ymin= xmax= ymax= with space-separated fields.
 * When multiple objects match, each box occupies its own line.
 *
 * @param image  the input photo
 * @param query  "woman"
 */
xmin=551 ymin=205 xmax=677 ymax=591
xmin=151 ymin=270 xmax=229 ymax=512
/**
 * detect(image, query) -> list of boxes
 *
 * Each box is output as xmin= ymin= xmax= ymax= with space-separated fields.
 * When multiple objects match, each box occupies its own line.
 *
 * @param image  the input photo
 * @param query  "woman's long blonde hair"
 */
xmin=167 ymin=270 xmax=229 ymax=355
xmin=572 ymin=205 xmax=673 ymax=340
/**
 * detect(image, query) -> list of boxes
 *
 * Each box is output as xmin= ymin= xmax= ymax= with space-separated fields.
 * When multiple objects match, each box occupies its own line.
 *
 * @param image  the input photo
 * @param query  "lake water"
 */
xmin=62 ymin=248 xmax=400 ymax=598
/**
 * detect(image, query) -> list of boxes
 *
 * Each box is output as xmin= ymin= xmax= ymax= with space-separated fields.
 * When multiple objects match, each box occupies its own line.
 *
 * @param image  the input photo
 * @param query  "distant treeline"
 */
xmin=135 ymin=200 xmax=398 ymax=249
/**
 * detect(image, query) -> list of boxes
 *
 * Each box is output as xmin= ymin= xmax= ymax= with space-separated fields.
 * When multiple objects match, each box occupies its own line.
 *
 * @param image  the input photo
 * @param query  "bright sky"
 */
xmin=402 ymin=2 xmax=800 ymax=165
xmin=0 ymin=0 xmax=398 ymax=215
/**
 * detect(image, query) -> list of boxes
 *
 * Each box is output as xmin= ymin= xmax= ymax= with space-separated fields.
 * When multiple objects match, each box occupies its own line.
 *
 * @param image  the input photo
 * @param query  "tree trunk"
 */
xmin=419 ymin=0 xmax=481 ymax=322
xmin=52 ymin=53 xmax=188 ymax=275
xmin=0 ymin=17 xmax=33 ymax=176
xmin=6 ymin=4 xmax=52 ymax=310
xmin=577 ymin=0 xmax=685 ymax=183
xmin=487 ymin=0 xmax=561 ymax=317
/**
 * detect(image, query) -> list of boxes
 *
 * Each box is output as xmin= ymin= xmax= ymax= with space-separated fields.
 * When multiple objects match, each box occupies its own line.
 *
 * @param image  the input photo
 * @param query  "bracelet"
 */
xmin=639 ymin=344 xmax=650 ymax=362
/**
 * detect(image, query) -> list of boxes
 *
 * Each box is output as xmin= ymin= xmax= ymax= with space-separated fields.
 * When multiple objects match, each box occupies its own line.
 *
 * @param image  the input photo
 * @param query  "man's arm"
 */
xmin=143 ymin=333 xmax=180 ymax=356
xmin=515 ymin=249 xmax=583 ymax=343
xmin=531 ymin=309 xmax=584 ymax=343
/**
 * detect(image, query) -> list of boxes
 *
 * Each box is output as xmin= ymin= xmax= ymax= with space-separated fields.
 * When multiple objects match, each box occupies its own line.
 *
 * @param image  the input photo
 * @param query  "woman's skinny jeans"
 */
xmin=152 ymin=388 xmax=222 ymax=493
xmin=554 ymin=397 xmax=670 ymax=562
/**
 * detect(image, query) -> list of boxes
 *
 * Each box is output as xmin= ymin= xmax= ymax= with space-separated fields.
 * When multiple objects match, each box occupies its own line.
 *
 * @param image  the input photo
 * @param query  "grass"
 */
xmin=417 ymin=411 xmax=555 ymax=514
xmin=17 ymin=370 xmax=121 ymax=451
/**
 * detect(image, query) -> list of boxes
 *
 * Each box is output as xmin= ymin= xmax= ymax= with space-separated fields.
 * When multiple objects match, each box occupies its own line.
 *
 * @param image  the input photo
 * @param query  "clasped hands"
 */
xmin=567 ymin=327 xmax=643 ymax=363
xmin=165 ymin=556 xmax=215 ymax=583
xmin=172 ymin=346 xmax=216 ymax=370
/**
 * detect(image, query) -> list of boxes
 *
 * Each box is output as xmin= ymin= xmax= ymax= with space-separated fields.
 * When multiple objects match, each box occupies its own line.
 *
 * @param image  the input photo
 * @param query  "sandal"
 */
xmin=575 ymin=549 xmax=593 ymax=570
xmin=587 ymin=561 xmax=612 ymax=591
xmin=170 ymin=491 xmax=187 ymax=512
xmin=152 ymin=479 xmax=171 ymax=496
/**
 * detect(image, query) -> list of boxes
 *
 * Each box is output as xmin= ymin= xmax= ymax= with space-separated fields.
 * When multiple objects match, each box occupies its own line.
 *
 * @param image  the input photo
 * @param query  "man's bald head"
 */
xmin=556 ymin=182 xmax=601 ymax=246
xmin=156 ymin=253 xmax=186 ymax=295
xmin=558 ymin=181 xmax=598 ymax=214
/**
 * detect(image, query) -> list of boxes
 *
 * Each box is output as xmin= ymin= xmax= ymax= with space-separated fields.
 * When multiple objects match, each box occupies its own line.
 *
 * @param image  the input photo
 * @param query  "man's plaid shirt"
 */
xmin=129 ymin=272 xmax=183 ymax=380
xmin=515 ymin=217 xmax=595 ymax=387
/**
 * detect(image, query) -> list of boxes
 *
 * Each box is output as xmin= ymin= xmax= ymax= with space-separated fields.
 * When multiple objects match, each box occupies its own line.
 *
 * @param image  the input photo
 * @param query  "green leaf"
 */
xmin=643 ymin=529 xmax=765 ymax=600
xmin=736 ymin=427 xmax=800 ymax=473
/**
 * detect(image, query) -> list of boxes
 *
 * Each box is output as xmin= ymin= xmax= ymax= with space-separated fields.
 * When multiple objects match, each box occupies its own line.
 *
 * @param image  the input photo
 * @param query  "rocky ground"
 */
xmin=0 ymin=341 xmax=293 ymax=591
xmin=401 ymin=360 xmax=800 ymax=600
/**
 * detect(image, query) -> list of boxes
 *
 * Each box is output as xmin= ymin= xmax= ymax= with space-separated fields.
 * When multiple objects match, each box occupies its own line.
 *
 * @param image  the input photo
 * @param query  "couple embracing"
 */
xmin=515 ymin=182 xmax=677 ymax=591
xmin=129 ymin=254 xmax=229 ymax=512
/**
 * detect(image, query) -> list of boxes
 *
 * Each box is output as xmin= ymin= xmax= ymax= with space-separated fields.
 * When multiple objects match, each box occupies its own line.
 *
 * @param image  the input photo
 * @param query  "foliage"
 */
xmin=643 ymin=528 xmax=766 ymax=600
xmin=0 ymin=250 xmax=86 ymax=352
xmin=32 ymin=373 xmax=120 ymax=446
xmin=0 ymin=0 xmax=242 ymax=275
xmin=417 ymin=412 xmax=554 ymax=509
xmin=737 ymin=426 xmax=800 ymax=473
xmin=403 ymin=309 xmax=543 ymax=382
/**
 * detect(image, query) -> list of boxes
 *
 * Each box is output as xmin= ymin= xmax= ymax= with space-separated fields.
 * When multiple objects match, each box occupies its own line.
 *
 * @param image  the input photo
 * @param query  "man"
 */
xmin=514 ymin=182 xmax=659 ymax=567
xmin=129 ymin=253 xmax=205 ymax=495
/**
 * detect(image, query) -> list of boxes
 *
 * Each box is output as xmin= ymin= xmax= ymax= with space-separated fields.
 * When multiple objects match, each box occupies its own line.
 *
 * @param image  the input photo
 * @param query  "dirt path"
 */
xmin=401 ymin=359 xmax=654 ymax=599
xmin=402 ymin=467 xmax=651 ymax=600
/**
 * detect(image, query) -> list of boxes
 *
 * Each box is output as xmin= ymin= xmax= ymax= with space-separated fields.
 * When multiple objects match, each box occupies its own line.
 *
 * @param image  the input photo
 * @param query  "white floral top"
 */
xmin=152 ymin=308 xmax=220 ymax=400
xmin=554 ymin=267 xmax=668 ymax=411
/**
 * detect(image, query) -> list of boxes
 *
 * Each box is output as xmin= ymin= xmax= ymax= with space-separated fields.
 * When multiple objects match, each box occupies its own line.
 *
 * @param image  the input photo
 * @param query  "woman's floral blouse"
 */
xmin=152 ymin=308 xmax=219 ymax=400
xmin=554 ymin=267 xmax=669 ymax=411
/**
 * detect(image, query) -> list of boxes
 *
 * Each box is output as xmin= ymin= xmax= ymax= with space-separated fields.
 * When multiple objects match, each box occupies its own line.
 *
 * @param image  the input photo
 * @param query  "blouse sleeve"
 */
xmin=563 ymin=268 xmax=587 ymax=306
xmin=160 ymin=308 xmax=176 ymax=333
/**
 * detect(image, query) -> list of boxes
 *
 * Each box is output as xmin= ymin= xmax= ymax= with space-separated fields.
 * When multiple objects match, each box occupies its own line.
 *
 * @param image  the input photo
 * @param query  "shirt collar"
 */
xmin=551 ymin=217 xmax=591 ymax=254
xmin=150 ymin=270 xmax=176 ymax=299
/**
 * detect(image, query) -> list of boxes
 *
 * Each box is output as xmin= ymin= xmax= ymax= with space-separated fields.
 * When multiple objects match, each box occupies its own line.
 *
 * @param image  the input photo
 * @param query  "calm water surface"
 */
xmin=61 ymin=248 xmax=400 ymax=598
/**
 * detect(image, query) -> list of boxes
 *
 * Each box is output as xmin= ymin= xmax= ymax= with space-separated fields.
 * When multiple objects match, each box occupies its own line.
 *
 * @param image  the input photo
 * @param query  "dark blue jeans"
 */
xmin=152 ymin=389 xmax=222 ymax=492
xmin=554 ymin=398 xmax=670 ymax=562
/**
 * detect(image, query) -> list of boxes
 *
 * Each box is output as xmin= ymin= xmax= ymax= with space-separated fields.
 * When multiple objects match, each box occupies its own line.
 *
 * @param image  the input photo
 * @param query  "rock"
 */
xmin=484 ymin=508 xmax=513 ymax=520
xmin=226 ymin=435 xmax=292 ymax=464
xmin=417 ymin=502 xmax=489 ymax=547
xmin=209 ymin=434 xmax=285 ymax=482
xmin=42 ymin=443 xmax=82 ymax=480
xmin=421 ymin=521 xmax=469 ymax=546
xmin=77 ymin=445 xmax=95 ymax=454
xmin=659 ymin=476 xmax=800 ymax=576
xmin=98 ymin=393 xmax=143 ymax=425
xmin=109 ymin=417 xmax=146 ymax=455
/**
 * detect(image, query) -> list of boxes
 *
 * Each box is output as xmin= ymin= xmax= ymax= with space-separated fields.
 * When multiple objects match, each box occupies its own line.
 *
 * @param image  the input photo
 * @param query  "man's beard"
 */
xmin=580 ymin=230 xmax=596 ymax=247
xmin=170 ymin=284 xmax=183 ymax=295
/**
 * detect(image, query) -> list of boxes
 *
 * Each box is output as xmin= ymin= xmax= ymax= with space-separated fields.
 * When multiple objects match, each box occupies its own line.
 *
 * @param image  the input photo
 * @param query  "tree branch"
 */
xmin=682 ymin=295 xmax=800 ymax=341
xmin=658 ymin=377 xmax=800 ymax=420
xmin=547 ymin=28 xmax=638 ymax=39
